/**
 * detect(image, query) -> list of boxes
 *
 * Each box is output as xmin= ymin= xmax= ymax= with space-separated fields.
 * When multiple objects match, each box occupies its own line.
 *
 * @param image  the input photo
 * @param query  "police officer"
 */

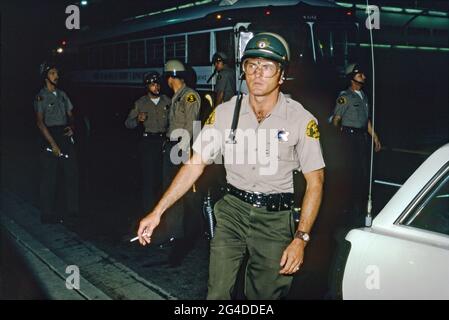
xmin=35 ymin=62 xmax=79 ymax=225
xmin=137 ymin=33 xmax=325 ymax=299
xmin=125 ymin=71 xmax=171 ymax=212
xmin=332 ymin=63 xmax=381 ymax=224
xmin=159 ymin=59 xmax=201 ymax=266
xmin=211 ymin=52 xmax=236 ymax=106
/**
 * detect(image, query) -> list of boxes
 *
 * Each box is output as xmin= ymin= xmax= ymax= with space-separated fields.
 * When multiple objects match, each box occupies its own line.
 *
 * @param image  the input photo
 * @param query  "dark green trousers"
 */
xmin=207 ymin=194 xmax=296 ymax=300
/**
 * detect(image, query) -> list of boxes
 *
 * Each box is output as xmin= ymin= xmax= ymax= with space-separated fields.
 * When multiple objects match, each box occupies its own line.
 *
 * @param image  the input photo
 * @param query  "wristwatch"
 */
xmin=294 ymin=230 xmax=310 ymax=242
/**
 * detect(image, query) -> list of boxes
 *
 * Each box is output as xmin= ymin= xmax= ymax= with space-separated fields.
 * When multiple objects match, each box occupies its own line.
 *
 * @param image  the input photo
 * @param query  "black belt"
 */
xmin=341 ymin=126 xmax=366 ymax=134
xmin=226 ymin=184 xmax=294 ymax=211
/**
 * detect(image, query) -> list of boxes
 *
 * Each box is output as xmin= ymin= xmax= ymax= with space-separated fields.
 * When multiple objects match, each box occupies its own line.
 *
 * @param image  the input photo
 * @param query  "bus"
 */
xmin=63 ymin=0 xmax=359 ymax=123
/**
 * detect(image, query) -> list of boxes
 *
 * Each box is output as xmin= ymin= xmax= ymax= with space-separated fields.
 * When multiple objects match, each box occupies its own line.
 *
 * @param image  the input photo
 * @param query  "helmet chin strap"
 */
xmin=46 ymin=77 xmax=58 ymax=87
xmin=352 ymin=77 xmax=365 ymax=86
xmin=148 ymin=88 xmax=160 ymax=97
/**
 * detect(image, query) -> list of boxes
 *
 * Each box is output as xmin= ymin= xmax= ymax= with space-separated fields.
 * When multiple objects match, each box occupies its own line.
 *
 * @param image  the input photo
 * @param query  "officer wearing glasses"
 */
xmin=137 ymin=32 xmax=325 ymax=299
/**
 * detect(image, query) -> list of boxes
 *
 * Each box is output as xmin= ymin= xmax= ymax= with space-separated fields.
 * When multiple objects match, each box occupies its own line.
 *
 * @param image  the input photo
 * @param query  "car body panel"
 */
xmin=342 ymin=143 xmax=449 ymax=299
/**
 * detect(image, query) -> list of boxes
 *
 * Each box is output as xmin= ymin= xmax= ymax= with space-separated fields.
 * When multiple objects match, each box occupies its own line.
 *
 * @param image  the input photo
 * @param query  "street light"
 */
xmin=57 ymin=47 xmax=64 ymax=54
xmin=81 ymin=1 xmax=88 ymax=6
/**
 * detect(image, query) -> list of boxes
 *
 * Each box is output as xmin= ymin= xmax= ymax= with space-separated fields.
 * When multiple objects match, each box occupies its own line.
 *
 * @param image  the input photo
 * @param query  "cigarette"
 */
xmin=130 ymin=233 xmax=149 ymax=242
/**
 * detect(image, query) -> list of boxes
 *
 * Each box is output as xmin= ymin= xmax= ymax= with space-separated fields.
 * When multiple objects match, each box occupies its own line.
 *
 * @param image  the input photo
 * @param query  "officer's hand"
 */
xmin=51 ymin=144 xmax=61 ymax=157
xmin=137 ymin=112 xmax=147 ymax=123
xmin=374 ymin=137 xmax=381 ymax=152
xmin=137 ymin=212 xmax=161 ymax=246
xmin=64 ymin=126 xmax=74 ymax=137
xmin=279 ymin=239 xmax=306 ymax=275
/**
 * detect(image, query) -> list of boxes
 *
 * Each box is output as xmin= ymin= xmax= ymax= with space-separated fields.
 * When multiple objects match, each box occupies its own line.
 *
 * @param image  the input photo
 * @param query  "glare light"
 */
xmin=62 ymin=40 xmax=67 ymax=46
xmin=428 ymin=10 xmax=449 ymax=17
xmin=81 ymin=0 xmax=88 ymax=6
xmin=264 ymin=9 xmax=271 ymax=16
xmin=404 ymin=9 xmax=422 ymax=14
xmin=336 ymin=2 xmax=353 ymax=8
xmin=57 ymin=47 xmax=64 ymax=54
xmin=216 ymin=14 xmax=222 ymax=20
xmin=382 ymin=6 xmax=403 ymax=13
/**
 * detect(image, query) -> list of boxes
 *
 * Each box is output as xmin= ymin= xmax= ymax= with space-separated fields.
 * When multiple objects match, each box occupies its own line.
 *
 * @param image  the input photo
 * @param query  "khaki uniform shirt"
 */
xmin=167 ymin=85 xmax=201 ymax=150
xmin=34 ymin=88 xmax=73 ymax=126
xmin=193 ymin=92 xmax=325 ymax=193
xmin=333 ymin=88 xmax=369 ymax=128
xmin=125 ymin=94 xmax=171 ymax=133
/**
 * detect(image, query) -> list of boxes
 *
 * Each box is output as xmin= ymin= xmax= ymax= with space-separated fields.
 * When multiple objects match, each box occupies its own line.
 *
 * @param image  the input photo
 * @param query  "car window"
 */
xmin=407 ymin=173 xmax=449 ymax=236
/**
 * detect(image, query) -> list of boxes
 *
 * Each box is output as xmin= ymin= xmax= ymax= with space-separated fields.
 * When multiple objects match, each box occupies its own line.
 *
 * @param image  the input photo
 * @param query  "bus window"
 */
xmin=88 ymin=47 xmax=102 ymax=69
xmin=188 ymin=33 xmax=210 ymax=66
xmin=277 ymin=24 xmax=314 ymax=78
xmin=166 ymin=36 xmax=186 ymax=60
xmin=102 ymin=45 xmax=115 ymax=69
xmin=116 ymin=43 xmax=129 ymax=68
xmin=314 ymin=23 xmax=358 ymax=69
xmin=147 ymin=38 xmax=163 ymax=67
xmin=130 ymin=41 xmax=145 ymax=67
xmin=216 ymin=30 xmax=235 ymax=66
xmin=79 ymin=47 xmax=89 ymax=69
xmin=237 ymin=31 xmax=253 ymax=61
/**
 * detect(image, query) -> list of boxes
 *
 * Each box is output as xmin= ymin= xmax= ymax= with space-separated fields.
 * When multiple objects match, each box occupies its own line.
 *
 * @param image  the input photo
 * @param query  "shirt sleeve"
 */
xmin=124 ymin=103 xmax=139 ymax=129
xmin=34 ymin=95 xmax=44 ymax=113
xmin=183 ymin=92 xmax=201 ymax=141
xmin=296 ymin=117 xmax=325 ymax=173
xmin=64 ymin=93 xmax=74 ymax=112
xmin=333 ymin=94 xmax=349 ymax=117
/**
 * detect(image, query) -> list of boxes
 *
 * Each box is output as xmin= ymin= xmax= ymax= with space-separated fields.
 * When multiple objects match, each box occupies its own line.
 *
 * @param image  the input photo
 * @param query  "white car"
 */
xmin=340 ymin=143 xmax=449 ymax=299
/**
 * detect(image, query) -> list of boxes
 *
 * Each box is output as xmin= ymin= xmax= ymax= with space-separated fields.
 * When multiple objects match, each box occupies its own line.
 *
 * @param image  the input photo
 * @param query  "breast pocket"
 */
xmin=45 ymin=103 xmax=58 ymax=116
xmin=277 ymin=142 xmax=295 ymax=162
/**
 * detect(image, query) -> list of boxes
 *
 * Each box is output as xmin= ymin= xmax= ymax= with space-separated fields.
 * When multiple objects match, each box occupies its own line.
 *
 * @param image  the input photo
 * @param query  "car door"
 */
xmin=343 ymin=160 xmax=449 ymax=299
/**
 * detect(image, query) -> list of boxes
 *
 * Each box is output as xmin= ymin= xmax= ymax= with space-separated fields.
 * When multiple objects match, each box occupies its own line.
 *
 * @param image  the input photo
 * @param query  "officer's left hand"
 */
xmin=64 ymin=126 xmax=74 ymax=137
xmin=279 ymin=239 xmax=306 ymax=275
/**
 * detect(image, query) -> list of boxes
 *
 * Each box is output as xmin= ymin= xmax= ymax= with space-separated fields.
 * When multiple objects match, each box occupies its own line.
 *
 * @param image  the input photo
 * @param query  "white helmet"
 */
xmin=164 ymin=59 xmax=186 ymax=78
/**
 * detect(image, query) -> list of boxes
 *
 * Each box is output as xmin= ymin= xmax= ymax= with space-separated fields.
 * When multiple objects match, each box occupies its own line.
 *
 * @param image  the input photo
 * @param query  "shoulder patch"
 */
xmin=205 ymin=109 xmax=216 ymax=125
xmin=306 ymin=120 xmax=320 ymax=139
xmin=337 ymin=96 xmax=347 ymax=105
xmin=186 ymin=93 xmax=197 ymax=103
